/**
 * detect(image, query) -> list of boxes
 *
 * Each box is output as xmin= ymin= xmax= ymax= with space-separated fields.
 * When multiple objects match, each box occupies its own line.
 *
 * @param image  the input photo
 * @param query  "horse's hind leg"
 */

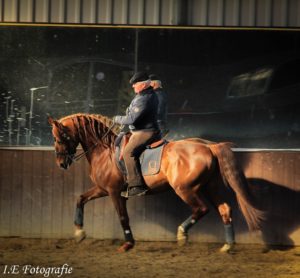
xmin=205 ymin=179 xmax=235 ymax=253
xmin=74 ymin=186 xmax=107 ymax=243
xmin=218 ymin=202 xmax=235 ymax=252
xmin=175 ymin=187 xmax=209 ymax=246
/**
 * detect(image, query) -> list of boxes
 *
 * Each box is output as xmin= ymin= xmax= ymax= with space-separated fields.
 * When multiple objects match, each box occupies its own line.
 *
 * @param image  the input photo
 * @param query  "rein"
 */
xmin=56 ymin=121 xmax=116 ymax=162
xmin=72 ymin=121 xmax=116 ymax=162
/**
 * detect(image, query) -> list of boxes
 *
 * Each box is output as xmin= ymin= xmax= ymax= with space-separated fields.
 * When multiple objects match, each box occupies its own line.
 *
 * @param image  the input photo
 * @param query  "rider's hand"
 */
xmin=114 ymin=116 xmax=122 ymax=124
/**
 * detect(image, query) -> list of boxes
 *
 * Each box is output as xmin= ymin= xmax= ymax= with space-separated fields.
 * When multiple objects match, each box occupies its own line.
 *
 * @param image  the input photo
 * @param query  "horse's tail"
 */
xmin=209 ymin=143 xmax=265 ymax=231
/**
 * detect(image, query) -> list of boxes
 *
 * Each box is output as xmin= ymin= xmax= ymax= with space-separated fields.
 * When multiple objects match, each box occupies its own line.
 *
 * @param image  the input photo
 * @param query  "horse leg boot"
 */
xmin=74 ymin=186 xmax=107 ymax=243
xmin=218 ymin=203 xmax=235 ymax=253
xmin=176 ymin=189 xmax=209 ymax=246
xmin=177 ymin=215 xmax=198 ymax=246
xmin=110 ymin=194 xmax=135 ymax=252
xmin=74 ymin=201 xmax=86 ymax=243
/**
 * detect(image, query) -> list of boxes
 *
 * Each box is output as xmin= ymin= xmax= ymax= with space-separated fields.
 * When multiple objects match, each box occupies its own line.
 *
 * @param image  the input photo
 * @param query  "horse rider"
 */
xmin=114 ymin=71 xmax=160 ymax=197
xmin=149 ymin=74 xmax=169 ymax=137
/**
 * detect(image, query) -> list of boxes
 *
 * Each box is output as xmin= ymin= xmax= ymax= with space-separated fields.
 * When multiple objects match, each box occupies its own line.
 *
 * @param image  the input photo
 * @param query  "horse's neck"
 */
xmin=76 ymin=117 xmax=116 ymax=163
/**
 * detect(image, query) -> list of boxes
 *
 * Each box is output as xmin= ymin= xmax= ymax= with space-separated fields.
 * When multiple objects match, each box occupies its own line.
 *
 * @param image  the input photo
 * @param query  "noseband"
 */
xmin=54 ymin=150 xmax=75 ymax=160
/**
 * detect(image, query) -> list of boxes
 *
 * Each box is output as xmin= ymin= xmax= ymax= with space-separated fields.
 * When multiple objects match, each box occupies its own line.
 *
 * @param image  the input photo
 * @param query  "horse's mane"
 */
xmin=58 ymin=113 xmax=121 ymax=146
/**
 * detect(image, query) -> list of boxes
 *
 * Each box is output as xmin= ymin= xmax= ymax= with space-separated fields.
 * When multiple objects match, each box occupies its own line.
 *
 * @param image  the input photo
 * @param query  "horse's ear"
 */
xmin=47 ymin=114 xmax=60 ymax=128
xmin=47 ymin=114 xmax=55 ymax=126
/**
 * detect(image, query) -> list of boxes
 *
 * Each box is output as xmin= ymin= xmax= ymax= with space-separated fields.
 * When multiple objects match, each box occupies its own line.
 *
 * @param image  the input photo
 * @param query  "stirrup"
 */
xmin=121 ymin=186 xmax=148 ymax=198
xmin=121 ymin=187 xmax=129 ymax=198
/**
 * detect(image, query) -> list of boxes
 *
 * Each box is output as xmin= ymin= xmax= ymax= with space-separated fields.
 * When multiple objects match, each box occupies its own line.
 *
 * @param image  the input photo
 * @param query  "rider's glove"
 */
xmin=114 ymin=116 xmax=122 ymax=124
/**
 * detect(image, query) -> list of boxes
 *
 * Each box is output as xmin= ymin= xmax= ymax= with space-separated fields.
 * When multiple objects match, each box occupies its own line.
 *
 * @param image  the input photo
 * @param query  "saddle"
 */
xmin=115 ymin=133 xmax=168 ymax=176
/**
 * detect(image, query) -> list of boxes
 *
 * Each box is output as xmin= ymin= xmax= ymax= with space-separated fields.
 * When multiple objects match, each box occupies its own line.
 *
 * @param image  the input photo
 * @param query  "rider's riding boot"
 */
xmin=121 ymin=147 xmax=150 ymax=198
xmin=121 ymin=181 xmax=148 ymax=198
xmin=127 ymin=184 xmax=148 ymax=197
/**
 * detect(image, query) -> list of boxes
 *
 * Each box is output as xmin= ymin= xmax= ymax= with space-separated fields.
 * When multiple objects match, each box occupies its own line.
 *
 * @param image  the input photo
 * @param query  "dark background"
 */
xmin=0 ymin=26 xmax=299 ymax=147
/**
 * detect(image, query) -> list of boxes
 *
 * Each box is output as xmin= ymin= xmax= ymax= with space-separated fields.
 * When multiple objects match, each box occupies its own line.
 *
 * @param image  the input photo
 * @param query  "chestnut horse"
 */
xmin=48 ymin=113 xmax=264 ymax=252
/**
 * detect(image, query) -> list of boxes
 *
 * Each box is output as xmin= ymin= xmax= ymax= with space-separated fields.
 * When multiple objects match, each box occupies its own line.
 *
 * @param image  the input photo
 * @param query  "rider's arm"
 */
xmin=114 ymin=96 xmax=148 ymax=125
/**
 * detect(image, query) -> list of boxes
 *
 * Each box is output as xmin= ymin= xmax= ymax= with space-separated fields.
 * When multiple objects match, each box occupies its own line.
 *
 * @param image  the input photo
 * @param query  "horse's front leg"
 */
xmin=74 ymin=186 xmax=107 ymax=243
xmin=110 ymin=193 xmax=135 ymax=252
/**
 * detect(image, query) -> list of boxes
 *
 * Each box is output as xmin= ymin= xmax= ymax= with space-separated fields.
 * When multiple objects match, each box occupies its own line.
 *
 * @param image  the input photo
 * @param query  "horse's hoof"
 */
xmin=177 ymin=238 xmax=188 ymax=247
xmin=74 ymin=229 xmax=86 ymax=243
xmin=220 ymin=243 xmax=235 ymax=253
xmin=177 ymin=226 xmax=188 ymax=247
xmin=261 ymin=245 xmax=271 ymax=253
xmin=117 ymin=241 xmax=134 ymax=252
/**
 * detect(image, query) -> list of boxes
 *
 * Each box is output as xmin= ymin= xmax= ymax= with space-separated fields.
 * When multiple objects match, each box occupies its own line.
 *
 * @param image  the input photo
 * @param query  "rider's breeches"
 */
xmin=123 ymin=130 xmax=157 ymax=187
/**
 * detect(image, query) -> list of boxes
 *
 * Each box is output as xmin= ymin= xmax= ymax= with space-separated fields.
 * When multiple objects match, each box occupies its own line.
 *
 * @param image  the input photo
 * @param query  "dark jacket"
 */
xmin=154 ymin=87 xmax=168 ymax=130
xmin=115 ymin=87 xmax=159 ymax=131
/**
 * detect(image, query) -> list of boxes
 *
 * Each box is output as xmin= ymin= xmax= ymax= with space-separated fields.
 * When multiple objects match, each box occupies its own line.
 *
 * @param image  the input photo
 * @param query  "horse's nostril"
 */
xmin=60 ymin=163 xmax=66 ymax=169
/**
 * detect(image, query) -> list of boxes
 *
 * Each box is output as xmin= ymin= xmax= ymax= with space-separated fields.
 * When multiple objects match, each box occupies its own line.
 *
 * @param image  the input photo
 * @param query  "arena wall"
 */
xmin=0 ymin=147 xmax=299 ymax=246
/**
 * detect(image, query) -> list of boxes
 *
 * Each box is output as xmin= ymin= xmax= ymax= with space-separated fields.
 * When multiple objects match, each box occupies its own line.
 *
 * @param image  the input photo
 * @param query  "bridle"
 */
xmin=54 ymin=121 xmax=116 ymax=162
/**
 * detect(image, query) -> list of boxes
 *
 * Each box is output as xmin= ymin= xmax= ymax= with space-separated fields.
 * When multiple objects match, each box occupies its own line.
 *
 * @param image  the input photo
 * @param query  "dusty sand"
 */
xmin=0 ymin=238 xmax=300 ymax=278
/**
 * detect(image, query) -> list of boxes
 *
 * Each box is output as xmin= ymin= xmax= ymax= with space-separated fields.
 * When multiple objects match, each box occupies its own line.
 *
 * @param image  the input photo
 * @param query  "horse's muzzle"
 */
xmin=57 ymin=153 xmax=74 ymax=170
xmin=60 ymin=162 xmax=69 ymax=170
xmin=59 ymin=157 xmax=73 ymax=170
